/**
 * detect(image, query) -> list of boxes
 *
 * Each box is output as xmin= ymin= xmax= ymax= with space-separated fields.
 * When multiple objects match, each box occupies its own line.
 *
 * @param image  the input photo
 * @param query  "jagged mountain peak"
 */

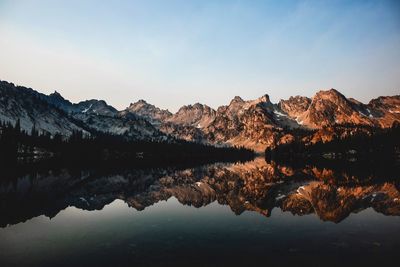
xmin=49 ymin=90 xmax=64 ymax=99
xmin=230 ymin=96 xmax=245 ymax=104
xmin=368 ymin=95 xmax=400 ymax=105
xmin=125 ymin=99 xmax=172 ymax=124
xmin=278 ymin=90 xmax=400 ymax=129
xmin=368 ymin=95 xmax=400 ymax=127
xmin=128 ymin=99 xmax=165 ymax=111
xmin=324 ymin=88 xmax=341 ymax=94
xmin=130 ymin=99 xmax=149 ymax=106
xmin=250 ymin=94 xmax=274 ymax=110
xmin=74 ymin=99 xmax=118 ymax=116
xmin=257 ymin=94 xmax=271 ymax=104
xmin=46 ymin=90 xmax=117 ymax=116
xmin=177 ymin=102 xmax=212 ymax=111
xmin=168 ymin=102 xmax=216 ymax=128
xmin=312 ymin=88 xmax=347 ymax=102
xmin=192 ymin=102 xmax=207 ymax=108
xmin=46 ymin=90 xmax=73 ymax=110
xmin=279 ymin=96 xmax=311 ymax=121
xmin=295 ymin=89 xmax=377 ymax=128
xmin=223 ymin=94 xmax=274 ymax=116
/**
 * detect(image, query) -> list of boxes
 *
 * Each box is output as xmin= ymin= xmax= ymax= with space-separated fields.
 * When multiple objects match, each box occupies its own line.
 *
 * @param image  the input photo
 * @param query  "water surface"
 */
xmin=1 ymin=158 xmax=399 ymax=267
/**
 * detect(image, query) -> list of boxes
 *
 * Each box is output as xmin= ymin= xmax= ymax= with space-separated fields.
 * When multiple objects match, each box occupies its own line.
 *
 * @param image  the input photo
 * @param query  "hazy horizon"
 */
xmin=1 ymin=0 xmax=399 ymax=112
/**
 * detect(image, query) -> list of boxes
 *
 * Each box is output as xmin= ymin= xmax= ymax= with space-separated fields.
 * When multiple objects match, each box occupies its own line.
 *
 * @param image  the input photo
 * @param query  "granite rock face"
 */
xmin=1 ymin=78 xmax=399 ymax=151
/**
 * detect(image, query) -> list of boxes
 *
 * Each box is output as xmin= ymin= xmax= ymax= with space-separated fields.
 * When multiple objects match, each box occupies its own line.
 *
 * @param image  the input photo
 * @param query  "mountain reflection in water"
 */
xmin=0 ymin=158 xmax=400 ymax=267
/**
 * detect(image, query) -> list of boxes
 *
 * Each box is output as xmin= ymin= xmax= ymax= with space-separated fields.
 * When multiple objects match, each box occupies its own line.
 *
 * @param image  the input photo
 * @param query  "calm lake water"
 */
xmin=1 ymin=158 xmax=399 ymax=267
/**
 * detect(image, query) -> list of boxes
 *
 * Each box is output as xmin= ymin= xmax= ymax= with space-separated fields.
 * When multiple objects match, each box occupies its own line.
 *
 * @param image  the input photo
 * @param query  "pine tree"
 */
xmin=14 ymin=119 xmax=21 ymax=133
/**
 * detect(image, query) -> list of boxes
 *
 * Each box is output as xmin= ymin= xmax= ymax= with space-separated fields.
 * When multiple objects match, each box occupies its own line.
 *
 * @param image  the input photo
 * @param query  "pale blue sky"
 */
xmin=0 ymin=0 xmax=399 ymax=111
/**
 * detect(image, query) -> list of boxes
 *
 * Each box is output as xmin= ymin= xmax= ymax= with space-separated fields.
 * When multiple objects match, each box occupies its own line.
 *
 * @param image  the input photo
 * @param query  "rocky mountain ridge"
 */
xmin=131 ymin=89 xmax=399 ymax=151
xmin=1 ymin=79 xmax=399 ymax=151
xmin=0 ymin=80 xmax=166 ymax=141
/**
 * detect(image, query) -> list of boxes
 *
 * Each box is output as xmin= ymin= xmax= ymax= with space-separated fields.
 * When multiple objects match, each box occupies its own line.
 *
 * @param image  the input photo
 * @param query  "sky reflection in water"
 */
xmin=0 ymin=158 xmax=400 ymax=267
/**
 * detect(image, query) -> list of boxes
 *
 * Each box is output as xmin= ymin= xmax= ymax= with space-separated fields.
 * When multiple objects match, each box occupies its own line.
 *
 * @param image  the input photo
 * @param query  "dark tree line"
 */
xmin=267 ymin=123 xmax=399 ymax=162
xmin=265 ymin=123 xmax=400 ymax=181
xmin=0 ymin=120 xmax=254 ymax=171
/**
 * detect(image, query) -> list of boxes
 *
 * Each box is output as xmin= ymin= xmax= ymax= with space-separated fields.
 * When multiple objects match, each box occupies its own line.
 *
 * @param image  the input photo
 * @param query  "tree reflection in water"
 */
xmin=1 ymin=157 xmax=399 ymax=227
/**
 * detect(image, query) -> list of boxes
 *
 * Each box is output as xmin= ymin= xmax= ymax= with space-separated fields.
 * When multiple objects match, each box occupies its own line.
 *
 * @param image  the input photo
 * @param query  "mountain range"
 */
xmin=1 ymin=79 xmax=399 ymax=152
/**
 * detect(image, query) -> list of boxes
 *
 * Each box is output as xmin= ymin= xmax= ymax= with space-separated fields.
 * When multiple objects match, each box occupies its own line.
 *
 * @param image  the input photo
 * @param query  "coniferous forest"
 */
xmin=0 ymin=119 xmax=255 ymax=173
xmin=265 ymin=123 xmax=400 ymax=180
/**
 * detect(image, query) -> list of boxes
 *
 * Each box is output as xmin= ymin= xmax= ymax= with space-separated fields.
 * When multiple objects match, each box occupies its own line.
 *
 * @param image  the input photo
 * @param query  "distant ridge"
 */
xmin=1 ymin=79 xmax=399 ymax=151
